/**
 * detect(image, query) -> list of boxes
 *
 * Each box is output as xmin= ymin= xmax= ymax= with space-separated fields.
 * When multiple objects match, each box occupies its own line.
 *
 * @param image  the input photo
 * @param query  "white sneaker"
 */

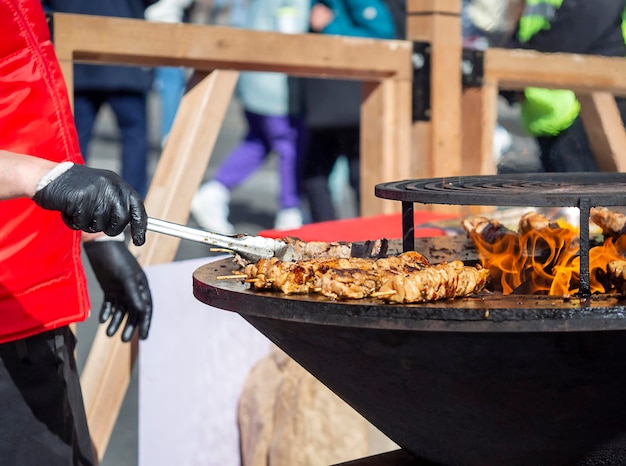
xmin=274 ymin=208 xmax=303 ymax=230
xmin=493 ymin=125 xmax=512 ymax=162
xmin=191 ymin=181 xmax=235 ymax=235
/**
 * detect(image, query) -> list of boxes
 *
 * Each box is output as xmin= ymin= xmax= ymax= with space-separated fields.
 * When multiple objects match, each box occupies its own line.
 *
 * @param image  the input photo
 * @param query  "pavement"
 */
xmin=76 ymin=78 xmax=540 ymax=465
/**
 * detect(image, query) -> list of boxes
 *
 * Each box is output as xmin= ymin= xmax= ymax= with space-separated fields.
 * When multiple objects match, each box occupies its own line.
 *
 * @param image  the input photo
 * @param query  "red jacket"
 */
xmin=0 ymin=0 xmax=89 ymax=343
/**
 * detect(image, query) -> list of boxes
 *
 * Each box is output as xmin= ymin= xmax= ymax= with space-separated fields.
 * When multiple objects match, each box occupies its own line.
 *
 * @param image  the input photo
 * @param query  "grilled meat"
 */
xmin=518 ymin=212 xmax=561 ymax=235
xmin=319 ymin=268 xmax=381 ymax=299
xmin=243 ymin=251 xmax=488 ymax=303
xmin=279 ymin=236 xmax=388 ymax=260
xmin=462 ymin=216 xmax=516 ymax=244
xmin=376 ymin=260 xmax=490 ymax=304
xmin=245 ymin=257 xmax=316 ymax=294
xmin=607 ymin=260 xmax=626 ymax=294
xmin=590 ymin=207 xmax=626 ymax=237
xmin=245 ymin=252 xmax=428 ymax=295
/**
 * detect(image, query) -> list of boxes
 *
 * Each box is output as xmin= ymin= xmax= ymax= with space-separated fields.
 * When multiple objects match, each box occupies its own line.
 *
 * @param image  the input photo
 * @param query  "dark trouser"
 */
xmin=0 ymin=327 xmax=95 ymax=466
xmin=74 ymin=90 xmax=149 ymax=198
xmin=536 ymin=116 xmax=600 ymax=173
xmin=299 ymin=126 xmax=360 ymax=223
xmin=537 ymin=98 xmax=626 ymax=173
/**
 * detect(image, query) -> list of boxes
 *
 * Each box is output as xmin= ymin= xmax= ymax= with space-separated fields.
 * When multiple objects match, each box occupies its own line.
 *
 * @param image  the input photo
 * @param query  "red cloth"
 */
xmin=259 ymin=211 xmax=458 ymax=242
xmin=0 ymin=0 xmax=89 ymax=343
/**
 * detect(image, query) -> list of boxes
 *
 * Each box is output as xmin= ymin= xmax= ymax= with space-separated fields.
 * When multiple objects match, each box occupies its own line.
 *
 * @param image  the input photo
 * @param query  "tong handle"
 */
xmin=147 ymin=217 xmax=230 ymax=245
xmin=146 ymin=217 xmax=280 ymax=262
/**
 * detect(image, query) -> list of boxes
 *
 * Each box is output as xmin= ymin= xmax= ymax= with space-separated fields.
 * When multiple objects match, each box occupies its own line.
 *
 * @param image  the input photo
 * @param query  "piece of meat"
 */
xmin=244 ymin=257 xmax=317 ymax=294
xmin=319 ymin=268 xmax=381 ymax=300
xmin=279 ymin=236 xmax=388 ymax=260
xmin=607 ymin=260 xmax=626 ymax=294
xmin=518 ymin=212 xmax=560 ymax=235
xmin=462 ymin=216 xmax=516 ymax=244
xmin=374 ymin=250 xmax=430 ymax=270
xmin=376 ymin=261 xmax=490 ymax=304
xmin=591 ymin=207 xmax=626 ymax=237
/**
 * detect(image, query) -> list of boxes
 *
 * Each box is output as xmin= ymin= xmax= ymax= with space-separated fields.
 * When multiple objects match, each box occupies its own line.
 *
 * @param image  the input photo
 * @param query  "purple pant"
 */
xmin=214 ymin=110 xmax=305 ymax=209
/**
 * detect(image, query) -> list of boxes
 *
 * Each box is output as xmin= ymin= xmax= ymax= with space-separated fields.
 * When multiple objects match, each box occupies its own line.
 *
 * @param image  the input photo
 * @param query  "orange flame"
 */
xmin=468 ymin=217 xmax=626 ymax=296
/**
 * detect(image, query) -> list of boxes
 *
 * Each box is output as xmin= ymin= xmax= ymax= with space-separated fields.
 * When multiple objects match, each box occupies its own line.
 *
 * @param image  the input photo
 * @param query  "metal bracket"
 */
xmin=461 ymin=48 xmax=485 ymax=87
xmin=411 ymin=41 xmax=431 ymax=122
xmin=412 ymin=42 xmax=486 ymax=122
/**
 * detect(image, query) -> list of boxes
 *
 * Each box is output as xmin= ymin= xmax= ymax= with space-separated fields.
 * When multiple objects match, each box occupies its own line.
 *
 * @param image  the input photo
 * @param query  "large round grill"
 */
xmin=194 ymin=172 xmax=626 ymax=466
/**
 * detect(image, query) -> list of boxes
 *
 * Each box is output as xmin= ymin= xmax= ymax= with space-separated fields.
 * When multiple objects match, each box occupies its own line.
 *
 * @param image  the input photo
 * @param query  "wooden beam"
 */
xmin=360 ymin=77 xmax=412 ymax=216
xmin=485 ymin=48 xmax=626 ymax=96
xmin=577 ymin=92 xmax=626 ymax=172
xmin=79 ymin=70 xmax=239 ymax=462
xmin=52 ymin=13 xmax=412 ymax=82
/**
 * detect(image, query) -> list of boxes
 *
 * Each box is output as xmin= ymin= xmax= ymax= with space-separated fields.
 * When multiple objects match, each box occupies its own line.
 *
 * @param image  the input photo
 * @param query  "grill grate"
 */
xmin=376 ymin=173 xmax=626 ymax=296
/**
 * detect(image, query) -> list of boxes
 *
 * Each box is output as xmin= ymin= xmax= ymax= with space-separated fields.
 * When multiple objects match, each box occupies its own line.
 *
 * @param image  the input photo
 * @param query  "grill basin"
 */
xmin=194 ymin=259 xmax=626 ymax=466
xmin=195 ymin=173 xmax=626 ymax=465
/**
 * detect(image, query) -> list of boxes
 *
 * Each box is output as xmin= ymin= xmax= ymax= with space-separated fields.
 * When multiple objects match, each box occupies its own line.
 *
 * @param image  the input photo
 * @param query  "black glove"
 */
xmin=84 ymin=240 xmax=153 ymax=342
xmin=33 ymin=164 xmax=147 ymax=246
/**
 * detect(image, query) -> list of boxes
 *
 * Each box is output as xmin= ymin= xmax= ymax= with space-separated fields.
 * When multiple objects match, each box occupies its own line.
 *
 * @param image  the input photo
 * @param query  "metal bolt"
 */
xmin=412 ymin=53 xmax=425 ymax=69
xmin=461 ymin=59 xmax=473 ymax=76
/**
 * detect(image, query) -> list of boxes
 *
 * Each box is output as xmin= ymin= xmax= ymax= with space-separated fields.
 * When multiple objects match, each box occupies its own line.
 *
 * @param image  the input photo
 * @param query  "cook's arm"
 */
xmin=0 ymin=150 xmax=56 ymax=199
xmin=0 ymin=149 xmax=148 ymax=246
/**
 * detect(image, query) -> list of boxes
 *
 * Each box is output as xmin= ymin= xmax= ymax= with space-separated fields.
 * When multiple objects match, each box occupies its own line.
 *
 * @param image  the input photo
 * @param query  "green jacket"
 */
xmin=517 ymin=0 xmax=625 ymax=137
xmin=519 ymin=0 xmax=578 ymax=136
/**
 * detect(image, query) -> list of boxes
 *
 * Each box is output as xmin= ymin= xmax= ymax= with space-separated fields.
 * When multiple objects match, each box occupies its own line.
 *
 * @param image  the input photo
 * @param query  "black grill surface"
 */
xmin=375 ymin=172 xmax=626 ymax=207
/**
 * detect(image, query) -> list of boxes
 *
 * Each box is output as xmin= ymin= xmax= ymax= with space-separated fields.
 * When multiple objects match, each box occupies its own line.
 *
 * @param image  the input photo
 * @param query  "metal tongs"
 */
xmin=147 ymin=217 xmax=297 ymax=263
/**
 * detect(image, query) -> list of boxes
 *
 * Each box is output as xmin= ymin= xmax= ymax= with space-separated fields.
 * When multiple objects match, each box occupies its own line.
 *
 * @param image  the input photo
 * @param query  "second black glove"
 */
xmin=84 ymin=240 xmax=153 ymax=342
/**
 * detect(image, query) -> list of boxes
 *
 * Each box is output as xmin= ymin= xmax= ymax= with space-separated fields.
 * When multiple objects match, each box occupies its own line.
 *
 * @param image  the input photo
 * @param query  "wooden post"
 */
xmin=461 ymin=80 xmax=499 ymax=215
xmin=360 ymin=77 xmax=413 ymax=216
xmin=461 ymin=83 xmax=498 ymax=177
xmin=460 ymin=76 xmax=498 ymax=216
xmin=577 ymin=92 xmax=626 ymax=172
xmin=79 ymin=70 xmax=239 ymax=462
xmin=406 ymin=0 xmax=463 ymax=212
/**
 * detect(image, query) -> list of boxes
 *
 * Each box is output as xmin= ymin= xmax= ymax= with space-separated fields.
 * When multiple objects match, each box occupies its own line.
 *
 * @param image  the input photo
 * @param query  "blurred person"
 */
xmin=213 ymin=0 xmax=249 ymax=26
xmin=191 ymin=0 xmax=310 ymax=235
xmin=43 ymin=0 xmax=157 ymax=198
xmin=1 ymin=0 xmax=153 ymax=464
xmin=298 ymin=0 xmax=396 ymax=223
xmin=503 ymin=0 xmax=626 ymax=172
xmin=462 ymin=0 xmax=509 ymax=46
xmin=146 ymin=0 xmax=193 ymax=147
xmin=188 ymin=0 xmax=249 ymax=27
